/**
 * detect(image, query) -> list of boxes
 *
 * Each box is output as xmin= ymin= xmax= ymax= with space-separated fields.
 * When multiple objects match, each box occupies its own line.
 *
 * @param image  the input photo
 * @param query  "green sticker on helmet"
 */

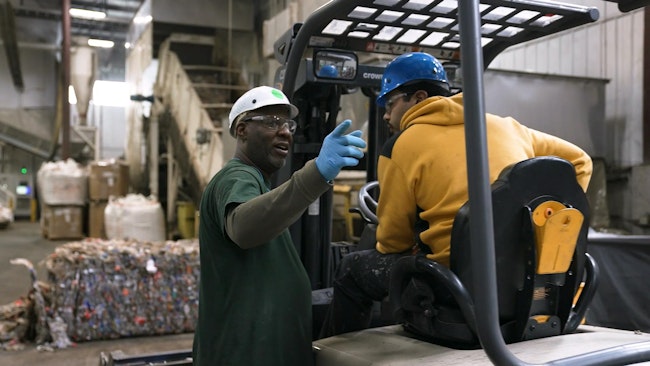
xmin=271 ymin=89 xmax=284 ymax=99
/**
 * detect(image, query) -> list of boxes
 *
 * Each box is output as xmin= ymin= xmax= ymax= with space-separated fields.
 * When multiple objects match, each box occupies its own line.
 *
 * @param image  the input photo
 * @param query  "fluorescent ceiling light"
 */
xmin=69 ymin=8 xmax=106 ymax=20
xmin=133 ymin=15 xmax=153 ymax=24
xmin=88 ymin=39 xmax=115 ymax=48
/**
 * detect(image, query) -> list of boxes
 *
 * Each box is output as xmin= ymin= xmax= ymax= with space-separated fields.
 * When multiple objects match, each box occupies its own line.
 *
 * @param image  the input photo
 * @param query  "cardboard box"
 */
xmin=89 ymin=160 xmax=129 ymax=200
xmin=41 ymin=205 xmax=84 ymax=240
xmin=88 ymin=200 xmax=108 ymax=239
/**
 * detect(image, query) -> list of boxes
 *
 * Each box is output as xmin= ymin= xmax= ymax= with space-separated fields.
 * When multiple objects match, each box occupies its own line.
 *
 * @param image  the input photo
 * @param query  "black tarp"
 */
xmin=585 ymin=234 xmax=650 ymax=332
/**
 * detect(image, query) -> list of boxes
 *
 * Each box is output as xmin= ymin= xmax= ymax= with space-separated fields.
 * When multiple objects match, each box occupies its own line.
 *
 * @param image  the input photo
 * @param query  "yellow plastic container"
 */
xmin=195 ymin=210 xmax=200 ymax=238
xmin=177 ymin=201 xmax=197 ymax=239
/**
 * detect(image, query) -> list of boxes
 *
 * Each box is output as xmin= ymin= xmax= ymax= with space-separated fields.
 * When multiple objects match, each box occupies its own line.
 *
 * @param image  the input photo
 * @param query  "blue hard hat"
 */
xmin=318 ymin=64 xmax=339 ymax=78
xmin=376 ymin=52 xmax=450 ymax=107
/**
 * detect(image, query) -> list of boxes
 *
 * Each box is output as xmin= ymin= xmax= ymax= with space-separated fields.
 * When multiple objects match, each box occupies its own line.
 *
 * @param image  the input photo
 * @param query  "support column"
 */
xmin=61 ymin=0 xmax=71 ymax=160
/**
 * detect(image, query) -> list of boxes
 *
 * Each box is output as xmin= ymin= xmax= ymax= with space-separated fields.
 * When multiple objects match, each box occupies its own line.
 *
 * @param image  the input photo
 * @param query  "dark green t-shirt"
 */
xmin=193 ymin=159 xmax=313 ymax=366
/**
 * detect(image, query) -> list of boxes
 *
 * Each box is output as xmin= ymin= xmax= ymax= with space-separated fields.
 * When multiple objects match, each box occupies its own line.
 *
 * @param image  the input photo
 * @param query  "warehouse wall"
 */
xmin=489 ymin=1 xmax=645 ymax=168
xmin=489 ymin=1 xmax=647 ymax=231
xmin=0 ymin=48 xmax=56 ymax=110
xmin=484 ymin=70 xmax=607 ymax=159
xmin=150 ymin=0 xmax=254 ymax=31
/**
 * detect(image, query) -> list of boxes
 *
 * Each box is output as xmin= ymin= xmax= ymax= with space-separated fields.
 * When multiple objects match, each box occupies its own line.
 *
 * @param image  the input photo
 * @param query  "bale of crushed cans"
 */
xmin=44 ymin=238 xmax=200 ymax=342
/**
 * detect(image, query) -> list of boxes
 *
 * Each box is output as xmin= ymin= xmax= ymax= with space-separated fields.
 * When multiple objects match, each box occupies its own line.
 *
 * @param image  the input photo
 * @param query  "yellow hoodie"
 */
xmin=375 ymin=93 xmax=592 ymax=267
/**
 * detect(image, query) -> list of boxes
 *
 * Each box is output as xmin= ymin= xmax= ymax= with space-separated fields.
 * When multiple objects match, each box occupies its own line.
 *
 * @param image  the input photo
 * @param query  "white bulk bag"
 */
xmin=104 ymin=194 xmax=166 ymax=242
xmin=37 ymin=159 xmax=88 ymax=205
xmin=0 ymin=204 xmax=13 ymax=227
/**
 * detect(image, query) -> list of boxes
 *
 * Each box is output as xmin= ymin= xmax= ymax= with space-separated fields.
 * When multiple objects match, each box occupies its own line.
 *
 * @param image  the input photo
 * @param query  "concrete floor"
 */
xmin=0 ymin=219 xmax=194 ymax=365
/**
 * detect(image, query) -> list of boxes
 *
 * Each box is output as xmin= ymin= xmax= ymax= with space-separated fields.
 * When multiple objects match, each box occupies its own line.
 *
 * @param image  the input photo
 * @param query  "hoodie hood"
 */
xmin=401 ymin=93 xmax=465 ymax=131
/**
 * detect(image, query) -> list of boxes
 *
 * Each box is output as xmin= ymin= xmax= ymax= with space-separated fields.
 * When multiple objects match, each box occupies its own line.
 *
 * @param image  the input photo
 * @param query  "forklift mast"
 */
xmin=273 ymin=47 xmax=388 ymax=289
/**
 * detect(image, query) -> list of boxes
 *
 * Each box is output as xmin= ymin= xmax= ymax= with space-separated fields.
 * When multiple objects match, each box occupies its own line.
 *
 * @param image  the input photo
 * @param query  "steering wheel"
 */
xmin=356 ymin=181 xmax=379 ymax=225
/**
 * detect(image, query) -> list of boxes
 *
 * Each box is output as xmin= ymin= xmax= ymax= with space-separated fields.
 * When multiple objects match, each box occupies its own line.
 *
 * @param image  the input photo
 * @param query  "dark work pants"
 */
xmin=318 ymin=249 xmax=409 ymax=339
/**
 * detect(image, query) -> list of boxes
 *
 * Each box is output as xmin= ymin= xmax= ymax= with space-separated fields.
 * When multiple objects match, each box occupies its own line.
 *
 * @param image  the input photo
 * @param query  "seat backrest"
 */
xmin=450 ymin=156 xmax=590 ymax=343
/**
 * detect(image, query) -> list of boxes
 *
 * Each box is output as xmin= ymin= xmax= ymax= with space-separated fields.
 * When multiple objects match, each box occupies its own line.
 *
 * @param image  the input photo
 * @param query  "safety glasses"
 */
xmin=243 ymin=115 xmax=298 ymax=134
xmin=385 ymin=92 xmax=409 ymax=113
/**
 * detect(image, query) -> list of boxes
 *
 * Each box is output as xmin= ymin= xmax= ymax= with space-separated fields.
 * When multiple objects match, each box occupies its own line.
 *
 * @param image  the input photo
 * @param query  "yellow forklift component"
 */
xmin=531 ymin=315 xmax=551 ymax=324
xmin=532 ymin=201 xmax=584 ymax=274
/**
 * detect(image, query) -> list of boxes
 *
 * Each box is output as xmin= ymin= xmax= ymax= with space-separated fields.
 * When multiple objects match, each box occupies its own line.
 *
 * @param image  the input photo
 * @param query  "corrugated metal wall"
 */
xmin=489 ymin=1 xmax=645 ymax=168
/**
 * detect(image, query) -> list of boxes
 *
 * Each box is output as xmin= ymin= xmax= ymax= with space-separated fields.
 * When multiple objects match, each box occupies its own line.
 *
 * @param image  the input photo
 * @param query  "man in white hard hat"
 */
xmin=192 ymin=86 xmax=366 ymax=366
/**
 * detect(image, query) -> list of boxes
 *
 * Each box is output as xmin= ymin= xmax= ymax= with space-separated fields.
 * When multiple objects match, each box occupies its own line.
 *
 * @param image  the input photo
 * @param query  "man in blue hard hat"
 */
xmin=318 ymin=52 xmax=592 ymax=338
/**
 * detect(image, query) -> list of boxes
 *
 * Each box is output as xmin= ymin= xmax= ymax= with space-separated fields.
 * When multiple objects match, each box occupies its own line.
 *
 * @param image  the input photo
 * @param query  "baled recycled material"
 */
xmin=44 ymin=238 xmax=200 ymax=341
xmin=376 ymin=93 xmax=592 ymax=267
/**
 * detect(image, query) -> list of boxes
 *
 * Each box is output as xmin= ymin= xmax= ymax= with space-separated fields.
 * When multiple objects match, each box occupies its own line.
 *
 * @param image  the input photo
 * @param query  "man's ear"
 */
xmin=235 ymin=122 xmax=247 ymax=139
xmin=414 ymin=90 xmax=428 ymax=103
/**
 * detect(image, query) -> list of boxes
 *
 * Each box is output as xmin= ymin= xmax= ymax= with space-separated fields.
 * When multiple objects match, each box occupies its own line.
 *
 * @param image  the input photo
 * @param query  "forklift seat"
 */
xmin=389 ymin=156 xmax=599 ymax=349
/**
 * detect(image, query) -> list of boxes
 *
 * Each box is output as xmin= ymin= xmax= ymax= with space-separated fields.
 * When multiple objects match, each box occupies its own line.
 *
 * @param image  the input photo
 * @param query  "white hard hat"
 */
xmin=228 ymin=86 xmax=299 ymax=137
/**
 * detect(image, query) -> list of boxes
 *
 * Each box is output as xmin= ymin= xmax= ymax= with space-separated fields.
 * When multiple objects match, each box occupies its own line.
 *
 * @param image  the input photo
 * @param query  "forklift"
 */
xmin=273 ymin=0 xmax=650 ymax=365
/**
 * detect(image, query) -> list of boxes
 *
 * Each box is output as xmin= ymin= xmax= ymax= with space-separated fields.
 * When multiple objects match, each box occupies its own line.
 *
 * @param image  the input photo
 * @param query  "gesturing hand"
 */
xmin=315 ymin=120 xmax=367 ymax=181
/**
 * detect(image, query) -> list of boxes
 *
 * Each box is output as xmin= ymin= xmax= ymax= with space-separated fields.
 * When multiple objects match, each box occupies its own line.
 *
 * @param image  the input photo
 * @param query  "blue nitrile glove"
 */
xmin=315 ymin=120 xmax=367 ymax=181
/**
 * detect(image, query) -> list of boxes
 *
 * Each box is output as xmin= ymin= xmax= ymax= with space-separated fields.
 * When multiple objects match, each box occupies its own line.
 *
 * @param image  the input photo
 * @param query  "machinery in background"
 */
xmin=128 ymin=33 xmax=250 ymax=238
xmin=0 ymin=172 xmax=34 ymax=219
